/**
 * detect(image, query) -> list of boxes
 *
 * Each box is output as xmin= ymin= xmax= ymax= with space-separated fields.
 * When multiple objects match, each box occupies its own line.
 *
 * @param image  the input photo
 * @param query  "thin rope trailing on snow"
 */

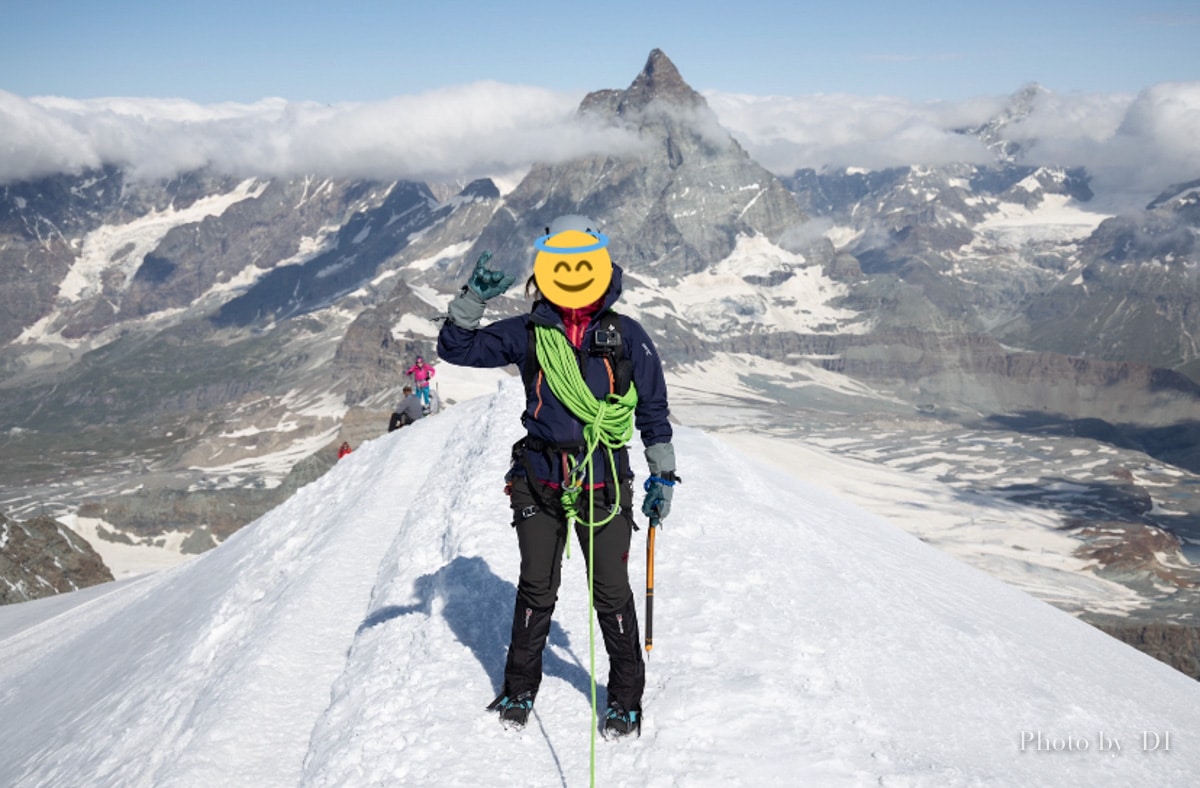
xmin=533 ymin=324 xmax=638 ymax=786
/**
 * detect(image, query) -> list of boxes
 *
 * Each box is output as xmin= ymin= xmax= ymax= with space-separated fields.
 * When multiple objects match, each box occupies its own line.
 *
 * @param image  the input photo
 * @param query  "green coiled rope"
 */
xmin=533 ymin=324 xmax=638 ymax=526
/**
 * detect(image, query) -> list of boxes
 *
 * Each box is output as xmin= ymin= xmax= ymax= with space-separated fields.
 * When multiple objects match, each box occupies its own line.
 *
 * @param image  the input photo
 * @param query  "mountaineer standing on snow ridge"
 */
xmin=405 ymin=356 xmax=436 ymax=408
xmin=437 ymin=215 xmax=678 ymax=738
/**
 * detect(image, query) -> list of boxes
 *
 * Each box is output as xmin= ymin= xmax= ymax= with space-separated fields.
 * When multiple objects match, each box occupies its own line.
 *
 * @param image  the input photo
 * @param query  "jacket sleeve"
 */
xmin=437 ymin=315 xmax=529 ymax=369
xmin=624 ymin=317 xmax=673 ymax=448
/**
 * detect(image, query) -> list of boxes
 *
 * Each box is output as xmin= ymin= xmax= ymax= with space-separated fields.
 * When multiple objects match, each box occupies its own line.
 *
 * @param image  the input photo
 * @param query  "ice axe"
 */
xmin=642 ymin=471 xmax=677 ymax=654
xmin=645 ymin=515 xmax=659 ymax=654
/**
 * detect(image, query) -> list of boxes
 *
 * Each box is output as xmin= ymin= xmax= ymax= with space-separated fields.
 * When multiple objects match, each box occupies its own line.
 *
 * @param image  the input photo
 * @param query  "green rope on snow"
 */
xmin=533 ymin=323 xmax=638 ymax=787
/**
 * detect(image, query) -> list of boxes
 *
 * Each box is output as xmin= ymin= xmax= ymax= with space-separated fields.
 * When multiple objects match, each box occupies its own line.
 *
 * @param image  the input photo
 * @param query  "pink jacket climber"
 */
xmin=405 ymin=357 xmax=436 ymax=406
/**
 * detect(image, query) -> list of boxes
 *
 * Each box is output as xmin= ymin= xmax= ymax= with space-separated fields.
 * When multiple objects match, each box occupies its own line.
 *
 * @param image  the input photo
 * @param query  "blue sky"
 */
xmin=2 ymin=0 xmax=1197 ymax=103
xmin=1 ymin=1 xmax=1197 ymax=200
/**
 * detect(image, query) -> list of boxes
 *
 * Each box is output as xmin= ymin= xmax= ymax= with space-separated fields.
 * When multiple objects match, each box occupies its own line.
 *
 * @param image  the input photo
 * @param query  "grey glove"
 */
xmin=446 ymin=251 xmax=514 ymax=330
xmin=447 ymin=288 xmax=487 ymax=330
xmin=642 ymin=442 xmax=678 ymax=525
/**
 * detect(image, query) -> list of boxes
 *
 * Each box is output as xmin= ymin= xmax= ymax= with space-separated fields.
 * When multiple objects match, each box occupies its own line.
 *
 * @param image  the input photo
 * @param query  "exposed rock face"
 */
xmin=0 ymin=514 xmax=114 ymax=604
xmin=1074 ymin=522 xmax=1199 ymax=591
xmin=330 ymin=178 xmax=501 ymax=405
xmin=334 ymin=406 xmax=395 ymax=453
xmin=787 ymin=149 xmax=1197 ymax=377
xmin=77 ymin=487 xmax=269 ymax=542
xmin=1086 ymin=618 xmax=1200 ymax=681
xmin=0 ymin=166 xmax=210 ymax=346
xmin=0 ymin=168 xmax=258 ymax=345
xmin=212 ymin=180 xmax=438 ymax=327
xmin=999 ymin=187 xmax=1200 ymax=371
xmin=334 ymin=297 xmax=427 ymax=407
xmin=123 ymin=177 xmax=369 ymax=320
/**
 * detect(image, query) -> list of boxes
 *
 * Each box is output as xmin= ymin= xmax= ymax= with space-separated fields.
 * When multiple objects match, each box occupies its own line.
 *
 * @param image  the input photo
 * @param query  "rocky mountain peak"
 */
xmin=1006 ymin=82 xmax=1050 ymax=118
xmin=1147 ymin=177 xmax=1200 ymax=211
xmin=623 ymin=49 xmax=705 ymax=109
xmin=459 ymin=46 xmax=806 ymax=282
xmin=959 ymin=82 xmax=1050 ymax=164
xmin=580 ymin=49 xmax=707 ymax=116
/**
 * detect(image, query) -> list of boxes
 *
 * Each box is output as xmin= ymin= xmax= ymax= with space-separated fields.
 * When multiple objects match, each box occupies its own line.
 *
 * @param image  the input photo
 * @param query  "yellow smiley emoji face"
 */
xmin=533 ymin=229 xmax=613 ymax=308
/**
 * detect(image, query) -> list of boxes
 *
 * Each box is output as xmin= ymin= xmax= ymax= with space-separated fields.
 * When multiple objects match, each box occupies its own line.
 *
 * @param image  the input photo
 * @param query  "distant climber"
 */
xmin=388 ymin=385 xmax=426 ymax=432
xmin=337 ymin=441 xmax=353 ymax=459
xmin=405 ymin=356 xmax=436 ymax=408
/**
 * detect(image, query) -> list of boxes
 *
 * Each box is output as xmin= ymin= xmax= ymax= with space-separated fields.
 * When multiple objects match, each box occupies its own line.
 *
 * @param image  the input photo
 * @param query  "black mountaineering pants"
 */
xmin=502 ymin=476 xmax=645 ymax=711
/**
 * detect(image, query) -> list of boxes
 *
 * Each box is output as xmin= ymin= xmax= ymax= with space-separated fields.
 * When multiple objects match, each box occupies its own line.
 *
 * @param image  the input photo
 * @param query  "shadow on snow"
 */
xmin=358 ymin=555 xmax=594 ymax=702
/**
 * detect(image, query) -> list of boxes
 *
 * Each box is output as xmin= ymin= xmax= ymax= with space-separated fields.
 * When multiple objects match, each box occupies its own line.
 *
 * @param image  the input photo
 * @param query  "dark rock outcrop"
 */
xmin=0 ymin=514 xmax=114 ymax=604
xmin=1087 ymin=618 xmax=1200 ymax=681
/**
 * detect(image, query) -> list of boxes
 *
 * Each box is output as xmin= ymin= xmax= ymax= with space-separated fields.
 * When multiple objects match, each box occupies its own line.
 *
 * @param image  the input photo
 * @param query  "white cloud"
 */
xmin=706 ymin=84 xmax=1200 ymax=198
xmin=0 ymin=84 xmax=645 ymax=185
xmin=3 ymin=81 xmax=1199 ymax=202
xmin=0 ymin=90 xmax=104 ymax=181
xmin=1002 ymin=82 xmax=1200 ymax=194
xmin=703 ymin=91 xmax=1002 ymax=172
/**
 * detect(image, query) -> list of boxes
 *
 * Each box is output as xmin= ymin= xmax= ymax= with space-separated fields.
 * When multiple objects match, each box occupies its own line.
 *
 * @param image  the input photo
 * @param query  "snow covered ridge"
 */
xmin=1 ymin=381 xmax=1197 ymax=787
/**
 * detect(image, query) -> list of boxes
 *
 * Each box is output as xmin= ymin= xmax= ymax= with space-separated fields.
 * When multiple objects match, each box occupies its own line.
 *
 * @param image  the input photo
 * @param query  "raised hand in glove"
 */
xmin=447 ymin=250 xmax=515 ymax=330
xmin=466 ymin=251 xmax=515 ymax=300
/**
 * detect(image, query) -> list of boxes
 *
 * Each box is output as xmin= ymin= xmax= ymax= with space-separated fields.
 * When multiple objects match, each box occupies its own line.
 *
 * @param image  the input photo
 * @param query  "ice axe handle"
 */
xmin=645 ymin=518 xmax=658 ymax=653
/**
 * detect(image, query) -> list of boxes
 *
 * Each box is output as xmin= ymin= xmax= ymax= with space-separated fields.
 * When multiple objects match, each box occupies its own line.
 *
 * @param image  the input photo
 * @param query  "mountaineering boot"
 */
xmin=597 ymin=595 xmax=646 ymax=722
xmin=604 ymin=700 xmax=641 ymax=738
xmin=496 ymin=599 xmax=553 ymax=715
xmin=484 ymin=599 xmax=553 ymax=729
xmin=487 ymin=690 xmax=535 ymax=729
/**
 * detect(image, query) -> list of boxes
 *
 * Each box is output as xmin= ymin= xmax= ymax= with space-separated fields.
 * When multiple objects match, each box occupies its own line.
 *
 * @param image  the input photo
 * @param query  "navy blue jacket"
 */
xmin=437 ymin=264 xmax=672 ymax=485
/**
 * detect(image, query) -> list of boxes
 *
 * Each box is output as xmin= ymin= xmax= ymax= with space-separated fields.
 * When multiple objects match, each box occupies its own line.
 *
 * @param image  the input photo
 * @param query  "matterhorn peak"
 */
xmin=623 ymin=48 xmax=706 ymax=109
xmin=579 ymin=49 xmax=707 ymax=116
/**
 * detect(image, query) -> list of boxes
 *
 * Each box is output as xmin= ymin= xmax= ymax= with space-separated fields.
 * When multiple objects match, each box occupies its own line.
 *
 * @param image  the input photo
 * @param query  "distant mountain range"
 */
xmin=2 ymin=50 xmax=1198 ymax=676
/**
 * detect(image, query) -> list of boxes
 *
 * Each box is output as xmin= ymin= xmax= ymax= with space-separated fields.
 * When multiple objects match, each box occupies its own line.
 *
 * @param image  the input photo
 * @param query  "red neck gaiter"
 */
xmin=558 ymin=300 xmax=601 ymax=349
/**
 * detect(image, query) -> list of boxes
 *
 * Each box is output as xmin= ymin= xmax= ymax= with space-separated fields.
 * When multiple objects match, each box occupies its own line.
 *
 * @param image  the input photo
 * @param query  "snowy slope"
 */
xmin=1 ymin=380 xmax=1198 ymax=787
